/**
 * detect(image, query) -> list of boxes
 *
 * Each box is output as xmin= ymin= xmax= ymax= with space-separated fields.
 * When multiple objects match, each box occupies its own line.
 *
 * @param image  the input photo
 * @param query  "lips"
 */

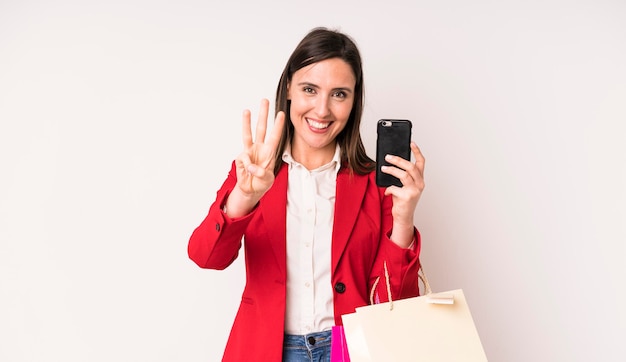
xmin=306 ymin=118 xmax=332 ymax=130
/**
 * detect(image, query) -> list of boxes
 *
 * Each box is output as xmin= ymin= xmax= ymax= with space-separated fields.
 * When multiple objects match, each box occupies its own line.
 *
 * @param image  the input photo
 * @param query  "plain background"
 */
xmin=1 ymin=0 xmax=625 ymax=361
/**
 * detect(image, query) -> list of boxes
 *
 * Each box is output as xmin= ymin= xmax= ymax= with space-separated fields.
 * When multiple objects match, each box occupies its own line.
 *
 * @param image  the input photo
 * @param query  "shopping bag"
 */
xmin=341 ymin=312 xmax=372 ymax=362
xmin=342 ymin=262 xmax=488 ymax=361
xmin=330 ymin=325 xmax=351 ymax=361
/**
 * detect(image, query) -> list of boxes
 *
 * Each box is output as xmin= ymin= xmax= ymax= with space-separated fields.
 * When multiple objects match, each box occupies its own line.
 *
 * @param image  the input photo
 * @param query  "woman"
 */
xmin=188 ymin=27 xmax=425 ymax=361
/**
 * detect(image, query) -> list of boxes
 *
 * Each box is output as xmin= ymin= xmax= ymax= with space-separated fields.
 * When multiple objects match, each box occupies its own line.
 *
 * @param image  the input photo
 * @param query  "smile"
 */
xmin=306 ymin=118 xmax=332 ymax=130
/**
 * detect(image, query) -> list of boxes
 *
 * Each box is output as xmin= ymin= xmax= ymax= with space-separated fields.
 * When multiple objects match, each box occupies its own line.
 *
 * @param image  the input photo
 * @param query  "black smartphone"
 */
xmin=376 ymin=119 xmax=412 ymax=187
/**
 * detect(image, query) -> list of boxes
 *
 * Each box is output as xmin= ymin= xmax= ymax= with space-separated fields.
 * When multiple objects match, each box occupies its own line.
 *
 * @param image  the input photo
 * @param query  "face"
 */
xmin=287 ymin=57 xmax=356 ymax=159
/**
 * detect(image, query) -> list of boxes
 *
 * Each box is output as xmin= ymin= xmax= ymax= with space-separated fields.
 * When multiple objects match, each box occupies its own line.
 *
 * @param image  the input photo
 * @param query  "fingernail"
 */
xmin=247 ymin=164 xmax=257 ymax=174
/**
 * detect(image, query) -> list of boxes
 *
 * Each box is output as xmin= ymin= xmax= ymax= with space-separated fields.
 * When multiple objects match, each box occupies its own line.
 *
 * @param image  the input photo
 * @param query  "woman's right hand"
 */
xmin=225 ymin=99 xmax=285 ymax=217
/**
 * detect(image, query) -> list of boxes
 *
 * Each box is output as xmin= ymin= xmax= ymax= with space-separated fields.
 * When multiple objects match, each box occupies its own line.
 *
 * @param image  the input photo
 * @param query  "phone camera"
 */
xmin=382 ymin=121 xmax=392 ymax=127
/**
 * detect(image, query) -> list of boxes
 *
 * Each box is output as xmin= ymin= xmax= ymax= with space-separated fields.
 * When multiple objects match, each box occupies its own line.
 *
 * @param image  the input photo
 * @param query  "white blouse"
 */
xmin=282 ymin=144 xmax=341 ymax=335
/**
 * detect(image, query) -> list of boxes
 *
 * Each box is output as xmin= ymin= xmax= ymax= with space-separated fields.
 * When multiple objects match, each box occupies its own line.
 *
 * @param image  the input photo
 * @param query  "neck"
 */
xmin=291 ymin=142 xmax=337 ymax=170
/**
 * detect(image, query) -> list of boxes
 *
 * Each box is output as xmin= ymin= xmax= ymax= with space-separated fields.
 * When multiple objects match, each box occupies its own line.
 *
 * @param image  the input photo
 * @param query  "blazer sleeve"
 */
xmin=369 ymin=189 xmax=422 ymax=303
xmin=188 ymin=162 xmax=257 ymax=270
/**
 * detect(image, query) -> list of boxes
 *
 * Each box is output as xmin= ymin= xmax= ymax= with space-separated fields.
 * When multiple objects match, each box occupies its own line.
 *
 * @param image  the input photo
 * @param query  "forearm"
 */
xmin=389 ymin=221 xmax=416 ymax=249
xmin=369 ymin=229 xmax=421 ymax=303
xmin=188 ymin=162 xmax=252 ymax=269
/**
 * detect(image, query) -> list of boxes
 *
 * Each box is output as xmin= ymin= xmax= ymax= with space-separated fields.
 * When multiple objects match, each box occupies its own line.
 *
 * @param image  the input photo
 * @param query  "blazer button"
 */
xmin=215 ymin=223 xmax=221 ymax=231
xmin=334 ymin=282 xmax=346 ymax=294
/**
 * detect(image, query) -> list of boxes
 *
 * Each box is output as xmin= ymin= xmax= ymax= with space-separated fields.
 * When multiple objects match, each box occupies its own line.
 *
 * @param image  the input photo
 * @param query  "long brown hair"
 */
xmin=273 ymin=27 xmax=375 ymax=175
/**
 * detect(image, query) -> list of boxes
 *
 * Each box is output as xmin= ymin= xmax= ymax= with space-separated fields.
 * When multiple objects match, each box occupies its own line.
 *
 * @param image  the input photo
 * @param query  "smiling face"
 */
xmin=287 ymin=57 xmax=356 ymax=166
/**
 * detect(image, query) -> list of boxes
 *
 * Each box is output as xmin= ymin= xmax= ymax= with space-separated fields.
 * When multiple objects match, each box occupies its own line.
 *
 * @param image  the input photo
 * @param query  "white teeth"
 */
xmin=307 ymin=119 xmax=330 ymax=129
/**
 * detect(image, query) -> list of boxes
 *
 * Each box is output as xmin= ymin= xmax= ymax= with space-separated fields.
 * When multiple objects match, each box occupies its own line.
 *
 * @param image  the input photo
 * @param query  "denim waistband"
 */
xmin=283 ymin=330 xmax=332 ymax=348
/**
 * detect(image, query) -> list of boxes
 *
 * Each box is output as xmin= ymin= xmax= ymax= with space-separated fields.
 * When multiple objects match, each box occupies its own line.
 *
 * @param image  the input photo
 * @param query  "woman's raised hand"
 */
xmin=382 ymin=142 xmax=426 ymax=248
xmin=226 ymin=99 xmax=285 ymax=217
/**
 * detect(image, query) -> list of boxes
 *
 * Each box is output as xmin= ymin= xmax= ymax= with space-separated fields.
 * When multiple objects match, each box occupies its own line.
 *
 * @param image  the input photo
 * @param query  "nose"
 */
xmin=313 ymin=95 xmax=331 ymax=118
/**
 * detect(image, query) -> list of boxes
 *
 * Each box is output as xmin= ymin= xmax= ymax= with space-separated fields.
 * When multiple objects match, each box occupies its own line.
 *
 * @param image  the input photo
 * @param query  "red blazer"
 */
xmin=188 ymin=162 xmax=421 ymax=361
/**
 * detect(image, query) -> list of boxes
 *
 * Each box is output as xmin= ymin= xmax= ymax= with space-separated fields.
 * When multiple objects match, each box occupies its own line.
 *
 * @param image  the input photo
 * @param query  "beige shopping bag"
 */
xmin=342 ymin=262 xmax=488 ymax=361
xmin=341 ymin=312 xmax=371 ymax=362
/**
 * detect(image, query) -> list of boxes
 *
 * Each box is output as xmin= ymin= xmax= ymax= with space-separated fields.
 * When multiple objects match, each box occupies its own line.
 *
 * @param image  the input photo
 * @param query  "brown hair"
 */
xmin=273 ymin=27 xmax=375 ymax=175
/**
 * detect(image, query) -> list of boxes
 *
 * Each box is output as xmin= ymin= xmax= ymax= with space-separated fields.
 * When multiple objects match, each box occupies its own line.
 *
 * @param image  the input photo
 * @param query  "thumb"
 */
xmin=247 ymin=164 xmax=260 ymax=176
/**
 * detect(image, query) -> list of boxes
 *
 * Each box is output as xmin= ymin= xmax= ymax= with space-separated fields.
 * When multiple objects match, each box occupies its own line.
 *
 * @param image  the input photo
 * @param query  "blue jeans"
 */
xmin=282 ymin=330 xmax=332 ymax=362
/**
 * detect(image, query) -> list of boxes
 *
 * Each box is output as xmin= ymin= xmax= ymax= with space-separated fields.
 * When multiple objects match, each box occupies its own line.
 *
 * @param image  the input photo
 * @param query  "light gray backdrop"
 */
xmin=1 ymin=0 xmax=624 ymax=361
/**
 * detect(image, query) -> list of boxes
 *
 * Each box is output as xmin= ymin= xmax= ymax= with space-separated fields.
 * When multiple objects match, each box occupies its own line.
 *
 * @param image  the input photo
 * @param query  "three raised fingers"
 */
xmin=242 ymin=99 xmax=284 ymax=149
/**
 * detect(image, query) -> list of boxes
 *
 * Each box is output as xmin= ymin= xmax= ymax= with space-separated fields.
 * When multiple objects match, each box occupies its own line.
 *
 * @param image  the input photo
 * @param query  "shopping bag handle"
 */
xmin=370 ymin=260 xmax=433 ymax=310
xmin=418 ymin=261 xmax=432 ymax=296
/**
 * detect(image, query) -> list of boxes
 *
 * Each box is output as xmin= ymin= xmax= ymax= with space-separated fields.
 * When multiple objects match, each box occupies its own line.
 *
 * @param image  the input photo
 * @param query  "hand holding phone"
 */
xmin=376 ymin=119 xmax=412 ymax=187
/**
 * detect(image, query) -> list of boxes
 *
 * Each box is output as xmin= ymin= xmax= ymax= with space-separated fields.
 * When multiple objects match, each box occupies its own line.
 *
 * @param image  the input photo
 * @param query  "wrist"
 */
xmin=224 ymin=188 xmax=260 ymax=218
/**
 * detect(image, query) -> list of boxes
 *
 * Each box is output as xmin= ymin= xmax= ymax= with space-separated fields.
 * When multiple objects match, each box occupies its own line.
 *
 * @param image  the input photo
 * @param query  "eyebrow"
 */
xmin=297 ymin=82 xmax=354 ymax=94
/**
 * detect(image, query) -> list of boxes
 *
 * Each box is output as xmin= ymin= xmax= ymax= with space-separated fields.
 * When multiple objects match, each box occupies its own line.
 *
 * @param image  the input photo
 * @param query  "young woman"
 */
xmin=188 ymin=27 xmax=425 ymax=362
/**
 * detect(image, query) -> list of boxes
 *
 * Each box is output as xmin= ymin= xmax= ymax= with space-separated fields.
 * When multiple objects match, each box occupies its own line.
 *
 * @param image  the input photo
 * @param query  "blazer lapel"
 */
xmin=332 ymin=168 xmax=369 ymax=273
xmin=259 ymin=164 xmax=288 ymax=277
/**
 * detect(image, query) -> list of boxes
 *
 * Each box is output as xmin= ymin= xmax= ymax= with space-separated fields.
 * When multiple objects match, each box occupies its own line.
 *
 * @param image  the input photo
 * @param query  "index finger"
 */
xmin=265 ymin=111 xmax=286 ymax=152
xmin=411 ymin=142 xmax=425 ymax=172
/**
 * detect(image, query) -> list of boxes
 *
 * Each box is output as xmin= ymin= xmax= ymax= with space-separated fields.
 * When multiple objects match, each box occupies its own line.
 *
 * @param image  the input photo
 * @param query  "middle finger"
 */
xmin=255 ymin=99 xmax=270 ymax=143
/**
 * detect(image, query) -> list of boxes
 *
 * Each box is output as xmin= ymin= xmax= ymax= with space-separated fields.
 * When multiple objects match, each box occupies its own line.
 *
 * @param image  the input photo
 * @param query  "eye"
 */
xmin=303 ymin=86 xmax=316 ymax=94
xmin=333 ymin=90 xmax=347 ymax=99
